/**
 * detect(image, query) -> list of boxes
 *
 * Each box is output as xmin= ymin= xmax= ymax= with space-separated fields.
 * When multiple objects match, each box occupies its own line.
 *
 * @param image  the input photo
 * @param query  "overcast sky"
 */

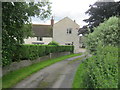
xmin=32 ymin=0 xmax=119 ymax=27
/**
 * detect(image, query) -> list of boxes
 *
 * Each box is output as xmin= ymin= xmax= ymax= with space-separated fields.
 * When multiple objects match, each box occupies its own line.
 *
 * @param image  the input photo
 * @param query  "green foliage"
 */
xmin=84 ymin=16 xmax=119 ymax=53
xmin=2 ymin=2 xmax=51 ymax=67
xmin=72 ymin=60 xmax=87 ymax=88
xmin=2 ymin=45 xmax=74 ymax=66
xmin=48 ymin=41 xmax=59 ymax=46
xmin=73 ymin=46 xmax=118 ymax=88
xmin=85 ymin=46 xmax=118 ymax=88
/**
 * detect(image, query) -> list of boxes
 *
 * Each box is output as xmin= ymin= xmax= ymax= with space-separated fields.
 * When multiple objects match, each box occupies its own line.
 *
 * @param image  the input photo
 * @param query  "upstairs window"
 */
xmin=67 ymin=28 xmax=72 ymax=34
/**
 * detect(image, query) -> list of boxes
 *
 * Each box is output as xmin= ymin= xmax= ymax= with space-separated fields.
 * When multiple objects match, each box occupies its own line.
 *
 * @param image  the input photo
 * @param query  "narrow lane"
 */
xmin=13 ymin=54 xmax=86 ymax=88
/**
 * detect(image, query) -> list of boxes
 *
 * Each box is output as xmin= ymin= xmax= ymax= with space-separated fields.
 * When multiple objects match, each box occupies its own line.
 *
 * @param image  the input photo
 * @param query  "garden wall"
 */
xmin=3 ymin=51 xmax=70 ymax=75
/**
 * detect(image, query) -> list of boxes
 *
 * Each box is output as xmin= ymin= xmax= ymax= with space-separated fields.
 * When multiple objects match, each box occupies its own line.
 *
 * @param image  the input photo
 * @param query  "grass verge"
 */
xmin=2 ymin=53 xmax=82 ymax=88
xmin=72 ymin=61 xmax=86 ymax=88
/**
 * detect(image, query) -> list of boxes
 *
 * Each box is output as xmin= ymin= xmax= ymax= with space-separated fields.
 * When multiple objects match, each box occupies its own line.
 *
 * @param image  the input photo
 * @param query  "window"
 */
xmin=65 ymin=43 xmax=73 ymax=45
xmin=65 ymin=43 xmax=71 ymax=45
xmin=67 ymin=28 xmax=72 ymax=34
xmin=37 ymin=37 xmax=43 ymax=41
xmin=40 ymin=37 xmax=42 ymax=41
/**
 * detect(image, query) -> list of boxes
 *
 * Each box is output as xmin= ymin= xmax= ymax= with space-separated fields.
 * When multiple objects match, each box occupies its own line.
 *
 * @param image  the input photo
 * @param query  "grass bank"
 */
xmin=72 ymin=61 xmax=86 ymax=88
xmin=3 ymin=53 xmax=82 ymax=88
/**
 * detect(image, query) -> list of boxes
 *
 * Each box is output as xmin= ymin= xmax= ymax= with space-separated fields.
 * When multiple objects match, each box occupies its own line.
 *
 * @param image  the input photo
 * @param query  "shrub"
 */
xmin=2 ymin=44 xmax=74 ymax=67
xmin=48 ymin=41 xmax=59 ymax=46
xmin=19 ymin=45 xmax=74 ymax=60
xmin=84 ymin=16 xmax=119 ymax=53
xmin=81 ymin=46 xmax=118 ymax=88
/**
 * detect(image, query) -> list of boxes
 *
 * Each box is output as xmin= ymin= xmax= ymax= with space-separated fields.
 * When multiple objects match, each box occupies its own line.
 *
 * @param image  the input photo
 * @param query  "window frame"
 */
xmin=67 ymin=28 xmax=72 ymax=34
xmin=37 ymin=37 xmax=43 ymax=41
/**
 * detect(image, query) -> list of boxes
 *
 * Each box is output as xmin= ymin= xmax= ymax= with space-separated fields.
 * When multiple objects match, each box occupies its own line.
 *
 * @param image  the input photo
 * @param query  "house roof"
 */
xmin=32 ymin=17 xmax=79 ymax=37
xmin=54 ymin=17 xmax=80 ymax=27
xmin=32 ymin=24 xmax=52 ymax=37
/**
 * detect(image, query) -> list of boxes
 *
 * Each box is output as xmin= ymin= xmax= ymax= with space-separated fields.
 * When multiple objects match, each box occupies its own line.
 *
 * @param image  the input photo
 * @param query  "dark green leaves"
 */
xmin=83 ymin=1 xmax=120 ymax=32
xmin=2 ymin=44 xmax=74 ymax=66
xmin=2 ymin=2 xmax=51 ymax=67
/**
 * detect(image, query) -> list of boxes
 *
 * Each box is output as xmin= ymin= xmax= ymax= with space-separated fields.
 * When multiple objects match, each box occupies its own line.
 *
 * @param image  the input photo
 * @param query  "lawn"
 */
xmin=2 ymin=53 xmax=82 ymax=88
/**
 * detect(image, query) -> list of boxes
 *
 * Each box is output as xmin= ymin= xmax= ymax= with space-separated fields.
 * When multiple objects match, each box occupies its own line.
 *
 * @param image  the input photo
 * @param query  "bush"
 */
xmin=48 ymin=41 xmax=59 ymax=46
xmin=81 ymin=46 xmax=118 ymax=88
xmin=84 ymin=16 xmax=119 ymax=53
xmin=2 ymin=44 xmax=74 ymax=67
xmin=19 ymin=45 xmax=74 ymax=60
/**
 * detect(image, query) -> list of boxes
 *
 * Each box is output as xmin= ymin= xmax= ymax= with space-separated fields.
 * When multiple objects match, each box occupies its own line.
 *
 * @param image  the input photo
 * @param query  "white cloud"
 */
xmin=50 ymin=0 xmax=97 ymax=27
xmin=32 ymin=0 xmax=119 ymax=27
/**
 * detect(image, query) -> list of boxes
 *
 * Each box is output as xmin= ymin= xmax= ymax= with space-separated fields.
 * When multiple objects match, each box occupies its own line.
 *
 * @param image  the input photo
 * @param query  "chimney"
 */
xmin=51 ymin=16 xmax=54 ymax=27
xmin=74 ymin=20 xmax=76 ymax=23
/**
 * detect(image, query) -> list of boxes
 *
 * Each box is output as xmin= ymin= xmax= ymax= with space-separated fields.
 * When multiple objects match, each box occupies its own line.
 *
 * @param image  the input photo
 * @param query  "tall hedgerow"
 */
xmin=84 ymin=16 xmax=119 ymax=53
xmin=73 ymin=16 xmax=119 ymax=88
xmin=2 ymin=45 xmax=74 ymax=67
xmin=83 ymin=46 xmax=118 ymax=88
xmin=73 ymin=45 xmax=118 ymax=88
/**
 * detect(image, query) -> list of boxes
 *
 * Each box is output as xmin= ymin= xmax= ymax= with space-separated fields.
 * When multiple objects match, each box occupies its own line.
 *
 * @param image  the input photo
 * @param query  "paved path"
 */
xmin=79 ymin=48 xmax=86 ymax=53
xmin=67 ymin=54 xmax=86 ymax=61
xmin=13 ymin=53 xmax=88 ymax=88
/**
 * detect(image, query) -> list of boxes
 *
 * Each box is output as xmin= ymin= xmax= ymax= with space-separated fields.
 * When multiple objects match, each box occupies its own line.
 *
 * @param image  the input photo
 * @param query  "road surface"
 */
xmin=13 ymin=53 xmax=87 ymax=88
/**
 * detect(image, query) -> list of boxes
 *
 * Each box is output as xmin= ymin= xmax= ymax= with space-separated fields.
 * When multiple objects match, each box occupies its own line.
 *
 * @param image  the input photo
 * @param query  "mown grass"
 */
xmin=72 ymin=62 xmax=86 ymax=88
xmin=2 ymin=53 xmax=82 ymax=88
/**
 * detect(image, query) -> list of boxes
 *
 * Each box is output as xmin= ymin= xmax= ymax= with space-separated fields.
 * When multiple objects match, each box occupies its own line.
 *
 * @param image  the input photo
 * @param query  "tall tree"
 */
xmin=83 ymin=0 xmax=120 ymax=32
xmin=2 ymin=1 xmax=51 ymax=66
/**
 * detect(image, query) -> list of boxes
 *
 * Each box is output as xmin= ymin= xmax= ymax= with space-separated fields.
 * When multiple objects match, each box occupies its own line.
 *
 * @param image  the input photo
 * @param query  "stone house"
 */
xmin=53 ymin=17 xmax=80 ymax=53
xmin=24 ymin=24 xmax=53 ymax=44
xmin=24 ymin=17 xmax=80 ymax=53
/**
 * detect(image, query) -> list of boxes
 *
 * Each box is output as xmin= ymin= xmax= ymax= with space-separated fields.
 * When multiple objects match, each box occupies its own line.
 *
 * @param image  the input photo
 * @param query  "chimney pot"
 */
xmin=51 ymin=16 xmax=54 ymax=26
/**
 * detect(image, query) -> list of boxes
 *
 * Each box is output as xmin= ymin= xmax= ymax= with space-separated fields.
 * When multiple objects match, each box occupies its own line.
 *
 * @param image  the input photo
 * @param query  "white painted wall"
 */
xmin=24 ymin=37 xmax=52 ymax=45
xmin=43 ymin=37 xmax=53 ymax=44
xmin=53 ymin=17 xmax=80 ymax=53
xmin=24 ymin=37 xmax=37 ymax=44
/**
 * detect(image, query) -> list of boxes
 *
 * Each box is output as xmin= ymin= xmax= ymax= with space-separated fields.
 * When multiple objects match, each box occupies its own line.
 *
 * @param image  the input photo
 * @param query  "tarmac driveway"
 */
xmin=13 ymin=54 xmax=87 ymax=88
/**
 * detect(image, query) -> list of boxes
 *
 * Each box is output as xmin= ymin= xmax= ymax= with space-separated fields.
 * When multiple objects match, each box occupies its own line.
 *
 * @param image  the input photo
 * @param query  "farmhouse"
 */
xmin=24 ymin=17 xmax=81 ymax=53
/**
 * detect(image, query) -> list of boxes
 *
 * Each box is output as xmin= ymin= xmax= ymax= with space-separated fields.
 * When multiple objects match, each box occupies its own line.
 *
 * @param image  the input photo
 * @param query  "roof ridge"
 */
xmin=54 ymin=17 xmax=79 ymax=26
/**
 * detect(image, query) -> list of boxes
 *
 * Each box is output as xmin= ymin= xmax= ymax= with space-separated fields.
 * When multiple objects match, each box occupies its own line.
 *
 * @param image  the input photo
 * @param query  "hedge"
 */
xmin=84 ymin=16 xmax=119 ymax=53
xmin=78 ymin=46 xmax=118 ymax=88
xmin=2 ymin=44 xmax=74 ymax=66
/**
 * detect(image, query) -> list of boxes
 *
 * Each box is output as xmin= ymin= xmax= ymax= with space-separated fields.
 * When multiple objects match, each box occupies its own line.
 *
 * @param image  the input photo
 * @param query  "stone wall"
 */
xmin=3 ymin=52 xmax=70 ymax=75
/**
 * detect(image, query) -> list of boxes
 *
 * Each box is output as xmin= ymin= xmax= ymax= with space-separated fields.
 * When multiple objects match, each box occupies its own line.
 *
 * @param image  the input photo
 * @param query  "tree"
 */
xmin=78 ymin=26 xmax=89 ymax=36
xmin=83 ymin=0 xmax=120 ymax=32
xmin=2 ymin=1 xmax=51 ymax=66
